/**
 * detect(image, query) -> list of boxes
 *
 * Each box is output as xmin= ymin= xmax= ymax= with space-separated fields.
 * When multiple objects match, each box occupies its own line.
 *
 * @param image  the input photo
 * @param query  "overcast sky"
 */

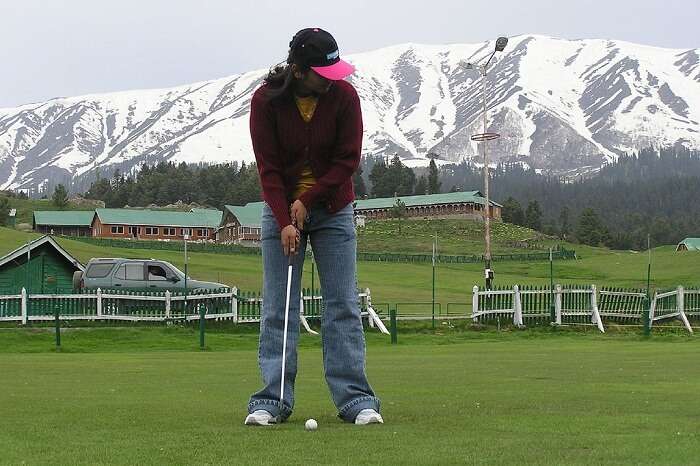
xmin=1 ymin=0 xmax=697 ymax=108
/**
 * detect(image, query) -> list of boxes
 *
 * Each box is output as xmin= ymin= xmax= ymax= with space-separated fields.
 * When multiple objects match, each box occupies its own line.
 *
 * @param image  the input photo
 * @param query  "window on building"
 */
xmin=182 ymin=228 xmax=192 ymax=237
xmin=197 ymin=228 xmax=207 ymax=237
xmin=164 ymin=227 xmax=176 ymax=236
xmin=145 ymin=227 xmax=159 ymax=235
xmin=111 ymin=225 xmax=124 ymax=234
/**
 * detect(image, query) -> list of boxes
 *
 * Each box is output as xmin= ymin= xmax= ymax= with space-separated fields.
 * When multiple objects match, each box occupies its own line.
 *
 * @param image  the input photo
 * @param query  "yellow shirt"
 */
xmin=293 ymin=95 xmax=318 ymax=199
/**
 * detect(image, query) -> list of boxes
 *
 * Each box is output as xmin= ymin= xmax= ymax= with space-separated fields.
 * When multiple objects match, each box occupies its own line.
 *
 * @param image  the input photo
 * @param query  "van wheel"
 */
xmin=72 ymin=271 xmax=84 ymax=291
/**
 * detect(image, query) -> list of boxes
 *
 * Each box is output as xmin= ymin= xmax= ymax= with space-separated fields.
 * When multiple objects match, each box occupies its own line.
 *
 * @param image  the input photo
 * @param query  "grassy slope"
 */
xmin=1 ymin=227 xmax=697 ymax=310
xmin=356 ymin=218 xmax=563 ymax=255
xmin=1 ymin=196 xmax=105 ymax=225
xmin=0 ymin=328 xmax=698 ymax=465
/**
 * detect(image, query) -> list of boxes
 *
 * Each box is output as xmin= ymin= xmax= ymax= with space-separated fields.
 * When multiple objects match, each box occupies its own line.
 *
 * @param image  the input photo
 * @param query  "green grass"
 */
xmin=1 ymin=326 xmax=698 ymax=465
xmin=357 ymin=218 xmax=561 ymax=255
xmin=1 ymin=227 xmax=698 ymax=312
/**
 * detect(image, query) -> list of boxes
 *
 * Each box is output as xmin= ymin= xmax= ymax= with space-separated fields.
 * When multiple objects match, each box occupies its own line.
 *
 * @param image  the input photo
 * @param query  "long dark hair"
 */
xmin=263 ymin=29 xmax=312 ymax=100
xmin=263 ymin=63 xmax=295 ymax=100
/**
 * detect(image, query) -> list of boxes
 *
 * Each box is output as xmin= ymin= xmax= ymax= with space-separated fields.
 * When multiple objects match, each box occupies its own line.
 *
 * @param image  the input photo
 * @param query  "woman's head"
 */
xmin=264 ymin=28 xmax=355 ymax=99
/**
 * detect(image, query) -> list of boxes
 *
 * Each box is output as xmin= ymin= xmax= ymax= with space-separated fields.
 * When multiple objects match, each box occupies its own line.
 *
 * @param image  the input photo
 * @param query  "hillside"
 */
xmin=356 ymin=218 xmax=561 ymax=255
xmin=2 ymin=35 xmax=700 ymax=193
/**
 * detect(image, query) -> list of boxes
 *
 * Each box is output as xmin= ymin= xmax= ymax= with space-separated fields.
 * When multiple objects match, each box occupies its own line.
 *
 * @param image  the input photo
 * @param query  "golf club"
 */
xmin=275 ymin=251 xmax=295 ymax=424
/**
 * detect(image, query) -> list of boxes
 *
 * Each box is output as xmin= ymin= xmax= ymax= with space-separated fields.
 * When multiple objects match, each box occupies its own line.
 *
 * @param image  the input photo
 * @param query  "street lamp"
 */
xmin=184 ymin=233 xmax=189 ymax=313
xmin=465 ymin=36 xmax=508 ymax=290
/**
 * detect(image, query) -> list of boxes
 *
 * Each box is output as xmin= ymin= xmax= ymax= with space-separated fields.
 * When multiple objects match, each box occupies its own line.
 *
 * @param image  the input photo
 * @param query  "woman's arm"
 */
xmin=250 ymin=89 xmax=293 ymax=230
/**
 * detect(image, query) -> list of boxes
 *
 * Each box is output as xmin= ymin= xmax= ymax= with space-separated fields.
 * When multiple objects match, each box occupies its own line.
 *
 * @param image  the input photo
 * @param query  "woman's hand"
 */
xmin=290 ymin=200 xmax=308 ymax=231
xmin=281 ymin=224 xmax=300 ymax=256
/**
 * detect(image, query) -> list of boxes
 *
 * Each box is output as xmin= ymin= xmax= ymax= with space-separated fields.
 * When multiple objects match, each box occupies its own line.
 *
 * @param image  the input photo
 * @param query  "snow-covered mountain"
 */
xmin=1 ymin=34 xmax=699 ymax=193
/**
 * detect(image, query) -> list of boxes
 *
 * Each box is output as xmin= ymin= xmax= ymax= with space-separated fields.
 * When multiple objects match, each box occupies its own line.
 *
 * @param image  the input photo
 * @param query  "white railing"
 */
xmin=0 ymin=287 xmax=388 ymax=334
xmin=650 ymin=286 xmax=693 ymax=333
xmin=472 ymin=284 xmax=604 ymax=332
xmin=472 ymin=284 xmax=699 ymax=334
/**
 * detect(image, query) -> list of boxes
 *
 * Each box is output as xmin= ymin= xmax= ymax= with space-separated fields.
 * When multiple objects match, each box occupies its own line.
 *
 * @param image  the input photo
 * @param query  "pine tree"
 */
xmin=524 ymin=200 xmax=542 ymax=231
xmin=576 ymin=208 xmax=609 ymax=246
xmin=353 ymin=162 xmax=367 ymax=197
xmin=52 ymin=184 xmax=69 ymax=208
xmin=414 ymin=176 xmax=427 ymax=195
xmin=0 ymin=196 xmax=9 ymax=225
xmin=369 ymin=160 xmax=389 ymax=197
xmin=390 ymin=198 xmax=407 ymax=234
xmin=428 ymin=159 xmax=441 ymax=194
xmin=559 ymin=206 xmax=571 ymax=239
xmin=501 ymin=197 xmax=524 ymax=226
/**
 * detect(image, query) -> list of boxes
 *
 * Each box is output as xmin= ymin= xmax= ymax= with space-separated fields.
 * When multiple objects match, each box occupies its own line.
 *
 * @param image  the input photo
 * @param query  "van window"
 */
xmin=115 ymin=263 xmax=144 ymax=280
xmin=148 ymin=264 xmax=168 ymax=281
xmin=86 ymin=263 xmax=115 ymax=278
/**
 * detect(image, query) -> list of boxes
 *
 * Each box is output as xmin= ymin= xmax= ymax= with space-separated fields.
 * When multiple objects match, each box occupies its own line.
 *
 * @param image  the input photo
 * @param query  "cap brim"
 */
xmin=311 ymin=59 xmax=355 ymax=80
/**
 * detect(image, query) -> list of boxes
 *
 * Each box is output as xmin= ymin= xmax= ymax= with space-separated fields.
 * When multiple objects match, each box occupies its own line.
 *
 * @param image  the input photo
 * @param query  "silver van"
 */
xmin=73 ymin=258 xmax=227 ymax=291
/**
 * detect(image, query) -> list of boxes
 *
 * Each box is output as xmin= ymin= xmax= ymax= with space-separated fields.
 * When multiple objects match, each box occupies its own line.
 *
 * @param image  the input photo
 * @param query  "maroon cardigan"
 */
xmin=249 ymin=79 xmax=363 ymax=230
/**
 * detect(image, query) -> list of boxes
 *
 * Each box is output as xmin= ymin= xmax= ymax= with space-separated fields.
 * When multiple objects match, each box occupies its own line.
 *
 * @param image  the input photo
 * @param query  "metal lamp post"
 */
xmin=184 ymin=234 xmax=189 ymax=312
xmin=466 ymin=36 xmax=508 ymax=290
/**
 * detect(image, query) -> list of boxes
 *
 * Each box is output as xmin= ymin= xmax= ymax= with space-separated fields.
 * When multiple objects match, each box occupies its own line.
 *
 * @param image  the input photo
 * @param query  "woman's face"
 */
xmin=293 ymin=65 xmax=332 ymax=96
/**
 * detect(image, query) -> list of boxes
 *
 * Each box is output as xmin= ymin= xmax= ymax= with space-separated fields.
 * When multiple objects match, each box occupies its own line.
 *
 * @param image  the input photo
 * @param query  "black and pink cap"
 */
xmin=288 ymin=28 xmax=355 ymax=80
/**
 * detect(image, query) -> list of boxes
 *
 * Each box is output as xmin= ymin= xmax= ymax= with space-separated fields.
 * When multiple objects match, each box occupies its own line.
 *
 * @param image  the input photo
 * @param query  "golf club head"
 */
xmin=495 ymin=37 xmax=508 ymax=52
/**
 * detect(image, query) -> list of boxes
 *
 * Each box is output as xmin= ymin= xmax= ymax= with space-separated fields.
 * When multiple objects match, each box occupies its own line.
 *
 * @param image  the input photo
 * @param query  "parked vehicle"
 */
xmin=73 ymin=258 xmax=227 ymax=291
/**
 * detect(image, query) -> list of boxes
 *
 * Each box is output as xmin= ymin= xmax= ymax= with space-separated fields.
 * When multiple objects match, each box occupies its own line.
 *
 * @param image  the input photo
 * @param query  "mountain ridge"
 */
xmin=1 ymin=34 xmax=699 ymax=193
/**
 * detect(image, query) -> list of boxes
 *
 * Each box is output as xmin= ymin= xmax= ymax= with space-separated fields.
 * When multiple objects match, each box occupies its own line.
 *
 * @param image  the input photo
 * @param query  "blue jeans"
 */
xmin=248 ymin=202 xmax=380 ymax=422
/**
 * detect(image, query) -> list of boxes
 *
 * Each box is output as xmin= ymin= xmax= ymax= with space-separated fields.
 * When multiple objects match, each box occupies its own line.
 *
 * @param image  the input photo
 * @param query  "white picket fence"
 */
xmin=0 ymin=287 xmax=388 ymax=335
xmin=472 ymin=284 xmax=697 ymax=333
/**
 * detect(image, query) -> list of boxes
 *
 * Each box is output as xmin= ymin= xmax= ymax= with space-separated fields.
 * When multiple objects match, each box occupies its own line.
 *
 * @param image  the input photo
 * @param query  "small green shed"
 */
xmin=0 ymin=235 xmax=84 ymax=294
xmin=676 ymin=238 xmax=700 ymax=252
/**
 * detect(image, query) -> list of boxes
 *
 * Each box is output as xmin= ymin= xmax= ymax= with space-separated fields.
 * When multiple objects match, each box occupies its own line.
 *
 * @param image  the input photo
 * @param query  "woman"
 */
xmin=244 ymin=28 xmax=382 ymax=426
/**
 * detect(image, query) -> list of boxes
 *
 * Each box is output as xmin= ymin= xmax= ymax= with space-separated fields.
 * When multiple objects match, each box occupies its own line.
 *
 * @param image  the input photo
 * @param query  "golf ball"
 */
xmin=305 ymin=418 xmax=318 ymax=431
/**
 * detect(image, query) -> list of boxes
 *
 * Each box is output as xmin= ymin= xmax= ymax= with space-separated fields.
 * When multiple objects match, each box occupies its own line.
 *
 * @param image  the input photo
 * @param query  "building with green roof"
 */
xmin=0 ymin=235 xmax=84 ymax=294
xmin=353 ymin=191 xmax=501 ymax=221
xmin=92 ymin=208 xmax=222 ymax=242
xmin=213 ymin=191 xmax=501 ymax=243
xmin=33 ymin=211 xmax=95 ymax=236
xmin=676 ymin=238 xmax=700 ymax=252
xmin=218 ymin=202 xmax=265 ymax=244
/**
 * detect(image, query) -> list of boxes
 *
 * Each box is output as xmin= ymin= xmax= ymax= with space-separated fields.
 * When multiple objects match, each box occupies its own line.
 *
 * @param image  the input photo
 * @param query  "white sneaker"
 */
xmin=244 ymin=410 xmax=275 ymax=426
xmin=354 ymin=409 xmax=384 ymax=425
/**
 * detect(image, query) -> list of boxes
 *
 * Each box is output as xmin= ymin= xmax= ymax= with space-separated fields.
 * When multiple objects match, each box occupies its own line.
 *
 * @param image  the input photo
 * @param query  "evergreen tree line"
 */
xmin=365 ymin=154 xmax=441 ymax=197
xmin=84 ymin=161 xmax=262 ymax=209
xmin=75 ymin=146 xmax=700 ymax=249
xmin=444 ymin=147 xmax=700 ymax=249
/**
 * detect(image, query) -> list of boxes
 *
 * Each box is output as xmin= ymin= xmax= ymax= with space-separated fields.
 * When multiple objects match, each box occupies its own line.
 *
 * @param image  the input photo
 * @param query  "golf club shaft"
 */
xmin=279 ymin=254 xmax=294 ymax=416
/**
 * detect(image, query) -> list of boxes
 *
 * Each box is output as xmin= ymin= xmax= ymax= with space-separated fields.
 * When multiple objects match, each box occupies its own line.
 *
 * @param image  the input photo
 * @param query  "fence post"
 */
xmin=232 ymin=287 xmax=238 ymax=323
xmin=365 ymin=288 xmax=375 ymax=328
xmin=389 ymin=307 xmax=397 ymax=344
xmin=54 ymin=306 xmax=61 ymax=350
xmin=590 ymin=284 xmax=605 ymax=333
xmin=199 ymin=304 xmax=206 ymax=350
xmin=21 ymin=288 xmax=27 ymax=325
xmin=677 ymin=286 xmax=693 ymax=333
xmin=472 ymin=285 xmax=479 ymax=323
xmin=165 ymin=290 xmax=171 ymax=320
xmin=555 ymin=284 xmax=562 ymax=325
xmin=513 ymin=285 xmax=523 ymax=327
xmin=648 ymin=292 xmax=657 ymax=331
xmin=96 ymin=288 xmax=103 ymax=319
xmin=642 ymin=293 xmax=652 ymax=336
